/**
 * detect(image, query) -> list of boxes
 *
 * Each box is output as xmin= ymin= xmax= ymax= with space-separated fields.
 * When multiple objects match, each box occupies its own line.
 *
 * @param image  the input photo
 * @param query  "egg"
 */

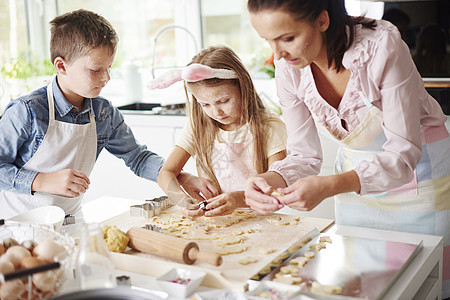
xmin=2 ymin=238 xmax=18 ymax=249
xmin=0 ymin=260 xmax=15 ymax=274
xmin=0 ymin=253 xmax=20 ymax=269
xmin=5 ymin=246 xmax=31 ymax=268
xmin=32 ymin=271 xmax=57 ymax=292
xmin=0 ymin=279 xmax=26 ymax=300
xmin=21 ymin=240 xmax=37 ymax=252
xmin=33 ymin=240 xmax=66 ymax=262
xmin=20 ymin=256 xmax=46 ymax=269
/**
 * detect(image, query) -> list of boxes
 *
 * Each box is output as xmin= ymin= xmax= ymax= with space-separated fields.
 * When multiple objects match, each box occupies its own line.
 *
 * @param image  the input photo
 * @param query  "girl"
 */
xmin=150 ymin=46 xmax=287 ymax=217
xmin=244 ymin=0 xmax=449 ymax=297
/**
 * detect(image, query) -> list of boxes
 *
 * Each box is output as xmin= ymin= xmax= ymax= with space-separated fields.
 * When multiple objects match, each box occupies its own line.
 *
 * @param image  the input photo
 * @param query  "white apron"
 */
xmin=314 ymin=96 xmax=450 ymax=297
xmin=200 ymin=135 xmax=255 ymax=193
xmin=0 ymin=77 xmax=97 ymax=219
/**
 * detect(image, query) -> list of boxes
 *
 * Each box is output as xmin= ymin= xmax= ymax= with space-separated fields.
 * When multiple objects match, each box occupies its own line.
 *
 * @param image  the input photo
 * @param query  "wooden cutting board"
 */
xmin=103 ymin=207 xmax=334 ymax=290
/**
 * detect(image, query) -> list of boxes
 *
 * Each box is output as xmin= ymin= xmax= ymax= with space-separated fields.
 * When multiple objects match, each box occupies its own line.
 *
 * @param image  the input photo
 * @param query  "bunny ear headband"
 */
xmin=147 ymin=63 xmax=238 ymax=89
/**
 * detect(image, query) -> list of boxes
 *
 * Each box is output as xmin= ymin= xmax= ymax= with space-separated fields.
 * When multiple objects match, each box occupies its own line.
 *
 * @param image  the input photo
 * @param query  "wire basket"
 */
xmin=0 ymin=223 xmax=74 ymax=300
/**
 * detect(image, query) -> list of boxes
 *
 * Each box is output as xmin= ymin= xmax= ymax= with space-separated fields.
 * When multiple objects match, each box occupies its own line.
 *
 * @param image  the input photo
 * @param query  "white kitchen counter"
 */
xmin=63 ymin=196 xmax=444 ymax=300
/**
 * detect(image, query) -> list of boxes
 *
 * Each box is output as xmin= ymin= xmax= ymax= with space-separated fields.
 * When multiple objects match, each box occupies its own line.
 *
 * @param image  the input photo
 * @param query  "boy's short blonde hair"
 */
xmin=50 ymin=9 xmax=118 ymax=65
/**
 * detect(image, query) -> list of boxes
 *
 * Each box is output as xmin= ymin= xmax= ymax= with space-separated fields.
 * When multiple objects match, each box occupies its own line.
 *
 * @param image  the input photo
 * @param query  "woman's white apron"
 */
xmin=0 ymin=77 xmax=97 ymax=219
xmin=314 ymin=96 xmax=450 ymax=297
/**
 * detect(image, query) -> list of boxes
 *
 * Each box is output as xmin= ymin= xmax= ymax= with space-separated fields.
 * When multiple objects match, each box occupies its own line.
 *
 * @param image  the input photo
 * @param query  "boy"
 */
xmin=0 ymin=9 xmax=167 ymax=219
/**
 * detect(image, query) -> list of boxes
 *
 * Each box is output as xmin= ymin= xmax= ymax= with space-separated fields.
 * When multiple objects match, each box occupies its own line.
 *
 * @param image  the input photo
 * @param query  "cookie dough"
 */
xmin=319 ymin=236 xmax=332 ymax=243
xmin=310 ymin=281 xmax=342 ymax=295
xmin=259 ymin=248 xmax=276 ymax=255
xmin=271 ymin=191 xmax=284 ymax=197
xmin=102 ymin=225 xmax=129 ymax=253
xmin=310 ymin=242 xmax=327 ymax=251
xmin=216 ymin=236 xmax=244 ymax=247
xmin=238 ymin=256 xmax=258 ymax=265
xmin=273 ymin=274 xmax=303 ymax=285
xmin=280 ymin=265 xmax=300 ymax=275
xmin=215 ymin=244 xmax=248 ymax=255
xmin=304 ymin=251 xmax=315 ymax=259
xmin=289 ymin=256 xmax=308 ymax=267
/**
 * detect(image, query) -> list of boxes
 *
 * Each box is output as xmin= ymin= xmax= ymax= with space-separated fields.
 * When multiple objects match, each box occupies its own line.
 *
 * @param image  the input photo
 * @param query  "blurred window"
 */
xmin=0 ymin=0 xmax=30 ymax=70
xmin=200 ymin=0 xmax=271 ymax=74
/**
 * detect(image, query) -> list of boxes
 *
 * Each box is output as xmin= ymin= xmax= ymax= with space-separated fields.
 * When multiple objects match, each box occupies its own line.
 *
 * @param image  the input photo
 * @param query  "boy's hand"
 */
xmin=32 ymin=169 xmax=90 ymax=197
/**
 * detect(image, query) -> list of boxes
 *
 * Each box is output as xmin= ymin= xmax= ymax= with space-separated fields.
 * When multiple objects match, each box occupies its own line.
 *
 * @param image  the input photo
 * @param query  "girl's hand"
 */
xmin=276 ymin=176 xmax=328 ymax=211
xmin=178 ymin=196 xmax=205 ymax=218
xmin=31 ymin=169 xmax=90 ymax=197
xmin=244 ymin=176 xmax=283 ymax=215
xmin=202 ymin=191 xmax=241 ymax=217
xmin=178 ymin=172 xmax=219 ymax=201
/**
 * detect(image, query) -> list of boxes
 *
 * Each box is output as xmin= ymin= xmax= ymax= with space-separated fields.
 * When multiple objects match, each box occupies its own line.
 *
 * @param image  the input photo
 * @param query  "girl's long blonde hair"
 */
xmin=185 ymin=46 xmax=280 ymax=192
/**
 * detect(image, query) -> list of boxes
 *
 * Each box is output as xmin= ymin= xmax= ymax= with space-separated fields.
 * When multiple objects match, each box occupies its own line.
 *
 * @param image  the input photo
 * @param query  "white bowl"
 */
xmin=156 ymin=267 xmax=206 ymax=298
xmin=8 ymin=205 xmax=65 ymax=231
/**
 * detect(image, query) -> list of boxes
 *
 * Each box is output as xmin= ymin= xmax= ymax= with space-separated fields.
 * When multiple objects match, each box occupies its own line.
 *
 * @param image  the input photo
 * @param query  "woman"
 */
xmin=244 ymin=1 xmax=449 ymax=297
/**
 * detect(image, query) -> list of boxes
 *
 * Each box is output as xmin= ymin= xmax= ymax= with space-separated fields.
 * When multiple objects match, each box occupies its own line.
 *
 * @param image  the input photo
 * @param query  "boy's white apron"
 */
xmin=0 ymin=77 xmax=97 ymax=219
xmin=314 ymin=97 xmax=450 ymax=297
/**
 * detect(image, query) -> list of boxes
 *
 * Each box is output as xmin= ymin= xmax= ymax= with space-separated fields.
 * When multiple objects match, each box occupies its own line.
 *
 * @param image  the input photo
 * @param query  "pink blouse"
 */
xmin=269 ymin=20 xmax=447 ymax=195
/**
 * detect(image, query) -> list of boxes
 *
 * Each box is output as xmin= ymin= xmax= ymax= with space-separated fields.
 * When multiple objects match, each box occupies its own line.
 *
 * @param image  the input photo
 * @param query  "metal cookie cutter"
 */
xmin=130 ymin=196 xmax=171 ymax=219
xmin=144 ymin=223 xmax=162 ymax=233
xmin=146 ymin=196 xmax=171 ymax=210
xmin=130 ymin=202 xmax=156 ymax=219
xmin=62 ymin=214 xmax=76 ymax=226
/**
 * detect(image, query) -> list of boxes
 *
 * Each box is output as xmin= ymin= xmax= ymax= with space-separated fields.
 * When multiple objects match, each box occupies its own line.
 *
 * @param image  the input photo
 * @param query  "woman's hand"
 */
xmin=202 ymin=191 xmax=245 ymax=217
xmin=275 ymin=172 xmax=360 ymax=211
xmin=178 ymin=172 xmax=219 ymax=202
xmin=244 ymin=176 xmax=283 ymax=215
xmin=275 ymin=175 xmax=328 ymax=211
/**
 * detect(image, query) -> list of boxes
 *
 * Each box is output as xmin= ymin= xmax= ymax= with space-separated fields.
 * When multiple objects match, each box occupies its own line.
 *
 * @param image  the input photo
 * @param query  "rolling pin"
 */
xmin=126 ymin=227 xmax=222 ymax=266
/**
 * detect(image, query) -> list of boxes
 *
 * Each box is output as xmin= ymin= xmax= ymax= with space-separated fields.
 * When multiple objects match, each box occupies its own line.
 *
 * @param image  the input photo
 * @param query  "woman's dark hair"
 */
xmin=247 ymin=0 xmax=376 ymax=72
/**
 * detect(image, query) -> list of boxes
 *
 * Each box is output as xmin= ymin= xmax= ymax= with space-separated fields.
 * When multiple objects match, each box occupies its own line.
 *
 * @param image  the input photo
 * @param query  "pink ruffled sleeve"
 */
xmin=268 ymin=59 xmax=322 ymax=186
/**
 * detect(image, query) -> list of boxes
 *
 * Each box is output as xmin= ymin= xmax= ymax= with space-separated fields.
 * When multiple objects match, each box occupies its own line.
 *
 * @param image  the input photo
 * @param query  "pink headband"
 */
xmin=147 ymin=63 xmax=238 ymax=89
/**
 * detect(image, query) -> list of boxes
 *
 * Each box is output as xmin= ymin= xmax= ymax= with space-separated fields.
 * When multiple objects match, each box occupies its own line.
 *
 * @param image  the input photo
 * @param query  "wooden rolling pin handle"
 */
xmin=188 ymin=247 xmax=223 ymax=266
xmin=127 ymin=227 xmax=197 ymax=265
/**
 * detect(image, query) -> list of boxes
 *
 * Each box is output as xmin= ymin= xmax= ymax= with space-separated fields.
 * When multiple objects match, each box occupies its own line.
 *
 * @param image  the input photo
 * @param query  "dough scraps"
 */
xmin=310 ymin=281 xmax=342 ymax=295
xmin=273 ymin=274 xmax=303 ymax=285
xmin=280 ymin=265 xmax=300 ymax=275
xmin=303 ymin=251 xmax=316 ymax=259
xmin=215 ymin=244 xmax=248 ymax=255
xmin=216 ymin=236 xmax=245 ymax=247
xmin=238 ymin=256 xmax=258 ymax=265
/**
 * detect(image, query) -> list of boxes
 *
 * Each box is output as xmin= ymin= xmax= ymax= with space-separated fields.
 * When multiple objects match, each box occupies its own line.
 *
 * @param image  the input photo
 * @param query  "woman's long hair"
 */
xmin=247 ymin=0 xmax=376 ymax=72
xmin=185 ymin=46 xmax=280 ymax=192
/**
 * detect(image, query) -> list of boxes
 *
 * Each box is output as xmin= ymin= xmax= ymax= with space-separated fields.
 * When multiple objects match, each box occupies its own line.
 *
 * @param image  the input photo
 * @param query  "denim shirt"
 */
xmin=0 ymin=78 xmax=164 ymax=194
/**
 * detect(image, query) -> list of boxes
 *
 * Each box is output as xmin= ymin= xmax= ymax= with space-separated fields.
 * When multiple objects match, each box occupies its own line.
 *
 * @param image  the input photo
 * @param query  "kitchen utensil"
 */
xmin=130 ymin=196 xmax=171 ymax=219
xmin=126 ymin=227 xmax=222 ymax=266
xmin=7 ymin=205 xmax=65 ymax=231
xmin=0 ymin=262 xmax=61 ymax=282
